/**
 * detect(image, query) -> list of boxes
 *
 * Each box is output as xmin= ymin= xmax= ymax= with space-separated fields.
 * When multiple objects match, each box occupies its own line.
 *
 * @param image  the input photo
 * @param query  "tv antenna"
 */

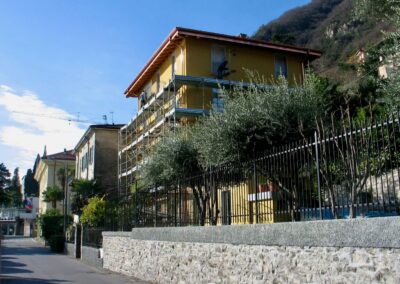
xmin=102 ymin=114 xmax=108 ymax=124
xmin=110 ymin=112 xmax=114 ymax=124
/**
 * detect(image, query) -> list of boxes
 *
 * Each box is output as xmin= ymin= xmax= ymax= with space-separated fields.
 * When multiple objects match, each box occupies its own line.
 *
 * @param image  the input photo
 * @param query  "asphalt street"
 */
xmin=0 ymin=237 xmax=146 ymax=284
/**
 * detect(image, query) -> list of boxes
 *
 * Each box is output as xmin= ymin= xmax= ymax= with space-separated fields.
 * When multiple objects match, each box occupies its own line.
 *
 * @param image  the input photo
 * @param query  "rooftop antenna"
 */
xmin=110 ymin=111 xmax=114 ymax=124
xmin=102 ymin=114 xmax=108 ymax=125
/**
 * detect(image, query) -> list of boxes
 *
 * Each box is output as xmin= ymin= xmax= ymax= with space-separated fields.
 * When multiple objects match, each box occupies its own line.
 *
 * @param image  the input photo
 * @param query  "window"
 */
xmin=89 ymin=146 xmax=94 ymax=165
xmin=88 ymin=147 xmax=92 ymax=165
xmin=144 ymin=82 xmax=152 ymax=100
xmin=274 ymin=55 xmax=288 ymax=78
xmin=211 ymin=45 xmax=226 ymax=76
xmin=81 ymin=157 xmax=84 ymax=171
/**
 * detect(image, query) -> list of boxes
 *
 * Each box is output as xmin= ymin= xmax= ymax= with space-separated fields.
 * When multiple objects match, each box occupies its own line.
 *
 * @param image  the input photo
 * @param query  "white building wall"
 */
xmin=76 ymin=132 xmax=96 ymax=180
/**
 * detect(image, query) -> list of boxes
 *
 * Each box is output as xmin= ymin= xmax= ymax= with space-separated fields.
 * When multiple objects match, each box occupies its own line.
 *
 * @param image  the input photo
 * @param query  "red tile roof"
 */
xmin=124 ymin=27 xmax=322 ymax=98
xmin=44 ymin=150 xmax=75 ymax=161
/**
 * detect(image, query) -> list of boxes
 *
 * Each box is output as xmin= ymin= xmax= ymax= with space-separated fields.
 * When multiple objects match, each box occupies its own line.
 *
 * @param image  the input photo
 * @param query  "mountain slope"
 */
xmin=254 ymin=0 xmax=391 ymax=81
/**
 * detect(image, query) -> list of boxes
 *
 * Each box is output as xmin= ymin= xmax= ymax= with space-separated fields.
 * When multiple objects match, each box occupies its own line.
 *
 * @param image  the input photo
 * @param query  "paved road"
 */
xmin=0 ymin=237 xmax=146 ymax=284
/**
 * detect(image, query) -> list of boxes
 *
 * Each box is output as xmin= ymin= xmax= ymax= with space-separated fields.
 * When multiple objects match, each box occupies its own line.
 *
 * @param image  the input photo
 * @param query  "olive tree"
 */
xmin=140 ymin=73 xmax=327 ymax=224
xmin=192 ymin=73 xmax=326 ymax=167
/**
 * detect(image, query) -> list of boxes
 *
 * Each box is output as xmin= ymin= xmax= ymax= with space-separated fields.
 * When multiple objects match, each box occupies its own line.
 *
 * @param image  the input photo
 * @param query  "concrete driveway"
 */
xmin=0 ymin=236 xmax=147 ymax=284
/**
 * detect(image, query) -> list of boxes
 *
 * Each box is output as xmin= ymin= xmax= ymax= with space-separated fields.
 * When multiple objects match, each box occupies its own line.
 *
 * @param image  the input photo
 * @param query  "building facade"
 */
xmin=34 ymin=149 xmax=75 ymax=214
xmin=74 ymin=124 xmax=123 ymax=192
xmin=118 ymin=27 xmax=321 ymax=195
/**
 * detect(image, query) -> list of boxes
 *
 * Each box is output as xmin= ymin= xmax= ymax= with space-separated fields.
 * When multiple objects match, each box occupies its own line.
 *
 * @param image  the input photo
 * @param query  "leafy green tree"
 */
xmin=42 ymin=186 xmax=63 ymax=209
xmin=24 ymin=169 xmax=39 ymax=197
xmin=8 ymin=168 xmax=22 ymax=207
xmin=140 ymin=131 xmax=201 ymax=187
xmin=0 ymin=163 xmax=11 ymax=205
xmin=56 ymin=167 xmax=74 ymax=193
xmin=192 ymin=73 xmax=326 ymax=166
xmin=80 ymin=196 xmax=106 ymax=227
xmin=140 ymin=73 xmax=326 ymax=225
xmin=70 ymin=179 xmax=102 ymax=215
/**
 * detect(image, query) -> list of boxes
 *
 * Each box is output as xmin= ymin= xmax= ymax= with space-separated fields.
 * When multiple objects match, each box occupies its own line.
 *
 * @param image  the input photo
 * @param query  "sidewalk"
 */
xmin=0 ymin=236 xmax=148 ymax=283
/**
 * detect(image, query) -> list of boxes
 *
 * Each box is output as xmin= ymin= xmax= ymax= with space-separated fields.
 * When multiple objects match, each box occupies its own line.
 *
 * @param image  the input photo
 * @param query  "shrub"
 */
xmin=48 ymin=234 xmax=65 ymax=253
xmin=37 ymin=209 xmax=63 ymax=241
xmin=80 ymin=197 xmax=106 ymax=227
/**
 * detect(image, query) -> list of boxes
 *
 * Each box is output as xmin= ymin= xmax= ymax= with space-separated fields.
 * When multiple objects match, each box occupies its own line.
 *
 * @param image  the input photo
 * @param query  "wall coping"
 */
xmin=103 ymin=231 xmax=132 ymax=237
xmin=103 ymin=217 xmax=400 ymax=248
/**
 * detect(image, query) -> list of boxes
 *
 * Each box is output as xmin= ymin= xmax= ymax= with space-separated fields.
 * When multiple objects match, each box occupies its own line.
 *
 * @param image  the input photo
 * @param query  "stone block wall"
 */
xmin=104 ymin=238 xmax=400 ymax=283
xmin=103 ymin=217 xmax=400 ymax=283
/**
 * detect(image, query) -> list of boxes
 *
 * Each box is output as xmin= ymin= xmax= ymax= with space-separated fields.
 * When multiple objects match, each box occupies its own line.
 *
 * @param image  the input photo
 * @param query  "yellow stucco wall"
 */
xmin=185 ymin=37 xmax=304 ymax=85
xmin=135 ymin=37 xmax=307 ymax=131
xmin=152 ymin=182 xmax=283 ymax=226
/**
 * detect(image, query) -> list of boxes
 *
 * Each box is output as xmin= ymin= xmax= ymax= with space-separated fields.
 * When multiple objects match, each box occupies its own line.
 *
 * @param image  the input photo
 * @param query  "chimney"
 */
xmin=42 ymin=145 xmax=47 ymax=158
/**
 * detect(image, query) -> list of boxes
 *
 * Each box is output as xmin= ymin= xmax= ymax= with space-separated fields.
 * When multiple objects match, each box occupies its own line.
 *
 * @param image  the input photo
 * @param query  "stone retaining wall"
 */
xmin=64 ymin=241 xmax=102 ymax=269
xmin=81 ymin=245 xmax=102 ymax=268
xmin=103 ymin=217 xmax=400 ymax=283
xmin=65 ymin=242 xmax=75 ymax=257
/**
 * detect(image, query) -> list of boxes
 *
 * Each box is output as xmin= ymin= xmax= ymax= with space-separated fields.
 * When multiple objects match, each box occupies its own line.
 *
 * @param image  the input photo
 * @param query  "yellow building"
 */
xmin=119 ymin=27 xmax=321 ymax=194
xmin=34 ymin=149 xmax=75 ymax=214
xmin=119 ymin=28 xmax=321 ymax=225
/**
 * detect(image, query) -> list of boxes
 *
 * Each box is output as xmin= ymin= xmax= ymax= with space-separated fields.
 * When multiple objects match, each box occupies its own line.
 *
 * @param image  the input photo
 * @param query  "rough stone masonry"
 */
xmin=103 ymin=217 xmax=400 ymax=283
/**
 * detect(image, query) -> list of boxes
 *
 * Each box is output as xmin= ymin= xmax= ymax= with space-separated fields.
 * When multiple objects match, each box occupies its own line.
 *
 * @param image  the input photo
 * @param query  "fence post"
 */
xmin=314 ymin=131 xmax=323 ymax=220
xmin=154 ymin=184 xmax=157 ymax=227
xmin=253 ymin=159 xmax=259 ymax=224
xmin=134 ymin=181 xmax=138 ymax=228
xmin=174 ymin=182 xmax=178 ymax=227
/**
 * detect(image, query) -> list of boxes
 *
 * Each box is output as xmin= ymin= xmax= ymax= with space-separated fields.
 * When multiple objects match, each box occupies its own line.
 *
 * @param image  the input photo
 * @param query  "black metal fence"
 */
xmin=106 ymin=112 xmax=400 ymax=230
xmin=81 ymin=227 xmax=103 ymax=248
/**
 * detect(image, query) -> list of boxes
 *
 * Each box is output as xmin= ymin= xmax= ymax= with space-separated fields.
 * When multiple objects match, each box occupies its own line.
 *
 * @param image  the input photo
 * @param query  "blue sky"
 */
xmin=0 ymin=0 xmax=310 ymax=175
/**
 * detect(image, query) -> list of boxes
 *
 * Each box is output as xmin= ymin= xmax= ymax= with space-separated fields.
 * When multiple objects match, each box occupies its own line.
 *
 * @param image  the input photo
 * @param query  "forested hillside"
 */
xmin=254 ymin=0 xmax=392 ymax=81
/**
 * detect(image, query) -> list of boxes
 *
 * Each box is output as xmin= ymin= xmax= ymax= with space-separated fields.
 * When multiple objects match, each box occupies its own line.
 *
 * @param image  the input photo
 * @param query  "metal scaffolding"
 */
xmin=118 ymin=75 xmax=255 ymax=196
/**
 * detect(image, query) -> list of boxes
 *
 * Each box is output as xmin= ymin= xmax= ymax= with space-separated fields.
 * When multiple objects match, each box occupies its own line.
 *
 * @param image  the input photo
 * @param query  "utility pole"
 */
xmin=63 ymin=149 xmax=68 ymax=236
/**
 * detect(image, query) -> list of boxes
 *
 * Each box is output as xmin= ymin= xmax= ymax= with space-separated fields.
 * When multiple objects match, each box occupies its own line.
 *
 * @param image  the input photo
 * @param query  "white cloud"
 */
xmin=0 ymin=85 xmax=85 ymax=175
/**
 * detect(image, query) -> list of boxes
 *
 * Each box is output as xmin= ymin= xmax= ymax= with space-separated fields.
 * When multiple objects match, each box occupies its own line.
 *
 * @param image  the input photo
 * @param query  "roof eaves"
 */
xmin=124 ymin=27 xmax=181 ymax=97
xmin=124 ymin=27 xmax=322 ymax=98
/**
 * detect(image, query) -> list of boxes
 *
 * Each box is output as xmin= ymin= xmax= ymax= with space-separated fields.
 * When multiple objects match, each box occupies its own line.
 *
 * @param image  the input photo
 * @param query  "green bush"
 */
xmin=80 ymin=196 xmax=106 ymax=227
xmin=48 ymin=234 xmax=65 ymax=253
xmin=37 ymin=209 xmax=63 ymax=241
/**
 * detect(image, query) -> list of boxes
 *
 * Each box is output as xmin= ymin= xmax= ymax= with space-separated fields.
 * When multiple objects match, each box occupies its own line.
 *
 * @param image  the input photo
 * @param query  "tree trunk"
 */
xmin=329 ymin=189 xmax=339 ymax=219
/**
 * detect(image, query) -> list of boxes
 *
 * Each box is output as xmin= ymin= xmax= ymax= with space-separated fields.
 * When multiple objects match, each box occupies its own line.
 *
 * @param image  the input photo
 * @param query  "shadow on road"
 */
xmin=1 ymin=246 xmax=53 ymax=256
xmin=0 ymin=275 xmax=70 ymax=283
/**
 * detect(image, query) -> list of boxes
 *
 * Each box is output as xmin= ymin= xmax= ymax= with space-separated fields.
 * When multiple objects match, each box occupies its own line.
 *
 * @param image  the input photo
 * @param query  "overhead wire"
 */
xmin=10 ymin=110 xmax=101 ymax=124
